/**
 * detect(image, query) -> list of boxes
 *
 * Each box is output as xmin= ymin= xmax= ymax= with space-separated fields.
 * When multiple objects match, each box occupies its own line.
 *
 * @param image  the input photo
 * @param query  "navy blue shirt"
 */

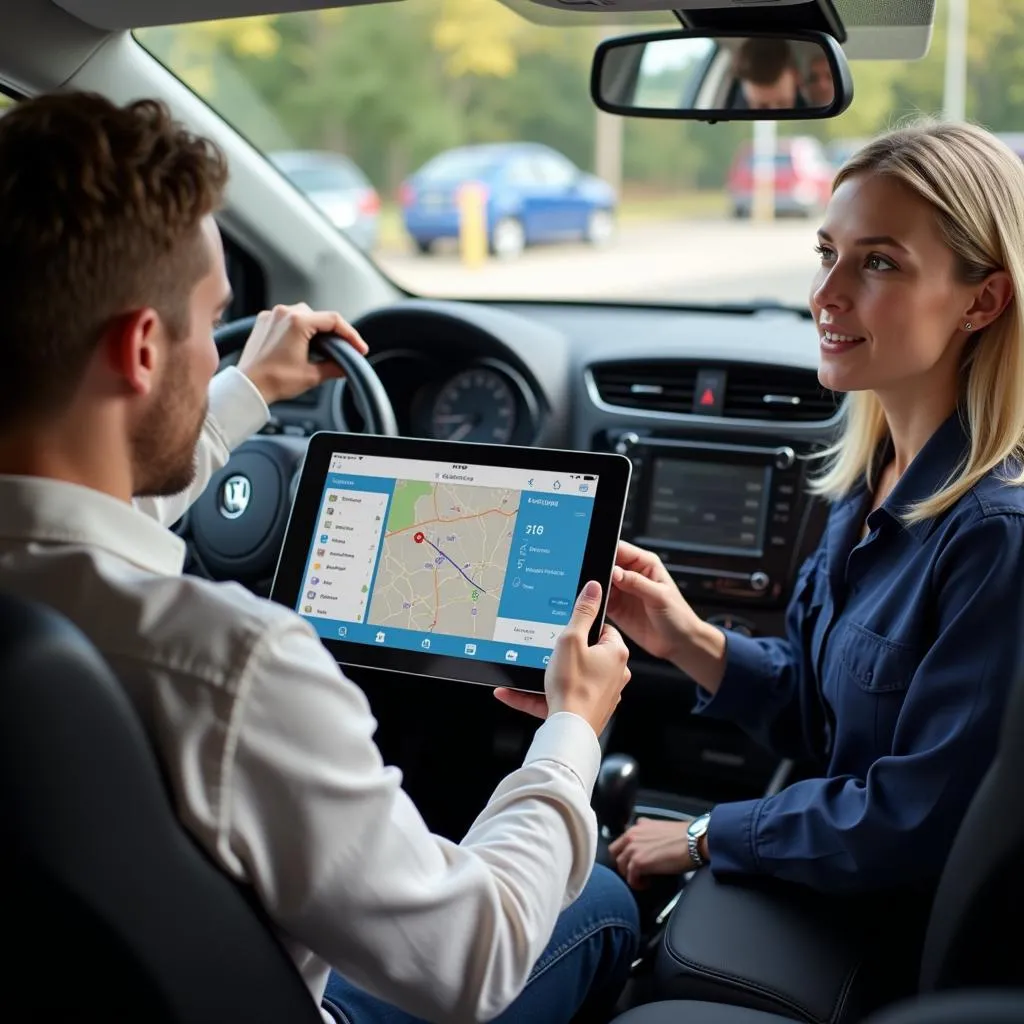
xmin=698 ymin=412 xmax=1024 ymax=893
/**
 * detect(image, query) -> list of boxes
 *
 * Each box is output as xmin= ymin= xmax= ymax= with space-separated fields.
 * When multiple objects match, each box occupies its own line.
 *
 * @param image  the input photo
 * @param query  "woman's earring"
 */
xmin=964 ymin=321 xmax=973 ymax=331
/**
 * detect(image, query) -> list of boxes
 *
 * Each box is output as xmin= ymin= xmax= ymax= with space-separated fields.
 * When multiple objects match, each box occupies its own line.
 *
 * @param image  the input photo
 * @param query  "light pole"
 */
xmin=752 ymin=118 xmax=777 ymax=221
xmin=943 ymin=0 xmax=969 ymax=121
xmin=594 ymin=27 xmax=624 ymax=196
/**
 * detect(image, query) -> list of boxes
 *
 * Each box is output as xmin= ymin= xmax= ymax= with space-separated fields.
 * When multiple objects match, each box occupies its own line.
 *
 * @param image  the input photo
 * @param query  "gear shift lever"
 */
xmin=594 ymin=753 xmax=639 ymax=839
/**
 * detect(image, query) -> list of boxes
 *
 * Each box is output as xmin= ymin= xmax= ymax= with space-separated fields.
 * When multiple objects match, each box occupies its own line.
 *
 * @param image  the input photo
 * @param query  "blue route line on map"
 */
xmin=424 ymin=537 xmax=488 ymax=593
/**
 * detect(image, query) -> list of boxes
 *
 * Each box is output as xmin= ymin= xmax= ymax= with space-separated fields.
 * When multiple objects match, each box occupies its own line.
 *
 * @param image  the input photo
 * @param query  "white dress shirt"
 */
xmin=0 ymin=367 xmax=601 ymax=1024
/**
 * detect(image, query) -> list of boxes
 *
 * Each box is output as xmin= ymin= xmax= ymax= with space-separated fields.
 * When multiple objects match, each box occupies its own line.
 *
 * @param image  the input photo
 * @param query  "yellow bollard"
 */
xmin=458 ymin=182 xmax=488 ymax=268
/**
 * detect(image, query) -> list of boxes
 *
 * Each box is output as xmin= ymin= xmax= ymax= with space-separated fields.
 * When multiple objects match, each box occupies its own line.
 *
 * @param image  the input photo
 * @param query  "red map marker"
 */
xmin=414 ymin=532 xmax=425 ymax=544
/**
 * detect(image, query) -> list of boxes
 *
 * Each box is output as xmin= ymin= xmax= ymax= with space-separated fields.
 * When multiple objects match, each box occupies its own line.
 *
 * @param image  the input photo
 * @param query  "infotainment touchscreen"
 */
xmin=646 ymin=458 xmax=770 ymax=555
xmin=271 ymin=433 xmax=631 ymax=691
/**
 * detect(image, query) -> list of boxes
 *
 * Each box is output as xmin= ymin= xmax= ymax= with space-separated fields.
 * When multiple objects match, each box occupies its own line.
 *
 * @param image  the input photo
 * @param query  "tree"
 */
xmin=141 ymin=17 xmax=281 ymax=96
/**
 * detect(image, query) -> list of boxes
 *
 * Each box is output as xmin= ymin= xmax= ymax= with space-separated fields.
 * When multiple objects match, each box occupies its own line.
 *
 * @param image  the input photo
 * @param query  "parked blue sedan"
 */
xmin=399 ymin=143 xmax=617 ymax=258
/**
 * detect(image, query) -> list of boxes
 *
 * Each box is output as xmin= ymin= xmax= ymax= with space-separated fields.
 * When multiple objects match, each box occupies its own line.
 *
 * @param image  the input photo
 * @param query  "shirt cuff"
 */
xmin=695 ymin=629 xmax=776 ymax=719
xmin=707 ymin=798 xmax=764 ymax=877
xmin=523 ymin=712 xmax=601 ymax=796
xmin=208 ymin=367 xmax=271 ymax=451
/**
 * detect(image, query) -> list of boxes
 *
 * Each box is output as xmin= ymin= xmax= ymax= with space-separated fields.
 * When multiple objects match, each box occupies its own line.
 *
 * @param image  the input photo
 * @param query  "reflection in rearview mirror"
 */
xmin=733 ymin=37 xmax=835 ymax=110
xmin=593 ymin=30 xmax=852 ymax=121
xmin=631 ymin=37 xmax=716 ymax=109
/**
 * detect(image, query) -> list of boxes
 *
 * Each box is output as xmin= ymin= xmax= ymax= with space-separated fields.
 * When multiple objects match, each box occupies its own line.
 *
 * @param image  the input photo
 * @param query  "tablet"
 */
xmin=270 ymin=432 xmax=632 ymax=692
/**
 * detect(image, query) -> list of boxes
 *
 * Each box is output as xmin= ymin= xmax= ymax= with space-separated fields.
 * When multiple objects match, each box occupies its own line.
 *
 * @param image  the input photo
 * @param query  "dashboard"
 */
xmin=256 ymin=301 xmax=561 ymax=446
xmin=225 ymin=295 xmax=840 ymax=804
xmin=343 ymin=351 xmax=540 ymax=445
xmin=254 ymin=297 xmax=839 ymax=645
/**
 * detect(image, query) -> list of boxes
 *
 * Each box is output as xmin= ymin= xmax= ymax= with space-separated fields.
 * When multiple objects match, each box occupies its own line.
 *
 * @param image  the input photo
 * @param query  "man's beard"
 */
xmin=132 ymin=363 xmax=208 ymax=499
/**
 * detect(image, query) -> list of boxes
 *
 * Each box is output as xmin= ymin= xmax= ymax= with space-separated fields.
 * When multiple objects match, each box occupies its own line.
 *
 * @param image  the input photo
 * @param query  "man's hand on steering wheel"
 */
xmin=185 ymin=306 xmax=393 ymax=586
xmin=235 ymin=302 xmax=369 ymax=406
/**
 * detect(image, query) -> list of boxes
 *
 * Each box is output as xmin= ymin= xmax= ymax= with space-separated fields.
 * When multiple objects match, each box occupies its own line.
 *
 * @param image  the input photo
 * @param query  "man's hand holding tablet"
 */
xmin=494 ymin=580 xmax=630 ymax=734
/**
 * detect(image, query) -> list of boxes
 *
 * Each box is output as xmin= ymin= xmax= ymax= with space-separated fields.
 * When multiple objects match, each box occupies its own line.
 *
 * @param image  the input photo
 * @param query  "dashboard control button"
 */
xmin=615 ymin=431 xmax=640 ymax=454
xmin=774 ymin=446 xmax=796 ymax=470
xmin=749 ymin=571 xmax=770 ymax=592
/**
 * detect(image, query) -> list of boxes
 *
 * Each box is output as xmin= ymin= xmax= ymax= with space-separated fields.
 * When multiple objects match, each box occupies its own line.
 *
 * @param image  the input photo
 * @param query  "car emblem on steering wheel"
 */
xmin=219 ymin=474 xmax=252 ymax=520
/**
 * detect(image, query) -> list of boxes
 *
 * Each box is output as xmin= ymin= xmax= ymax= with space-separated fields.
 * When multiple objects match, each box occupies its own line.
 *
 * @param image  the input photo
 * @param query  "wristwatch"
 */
xmin=687 ymin=812 xmax=711 ymax=868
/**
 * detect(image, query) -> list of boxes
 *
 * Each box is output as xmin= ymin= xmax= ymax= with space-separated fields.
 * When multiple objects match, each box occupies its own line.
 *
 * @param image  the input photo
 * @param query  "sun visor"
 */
xmin=52 ymin=0 xmax=404 ymax=31
xmin=499 ymin=0 xmax=935 ymax=60
xmin=53 ymin=0 xmax=934 ymax=61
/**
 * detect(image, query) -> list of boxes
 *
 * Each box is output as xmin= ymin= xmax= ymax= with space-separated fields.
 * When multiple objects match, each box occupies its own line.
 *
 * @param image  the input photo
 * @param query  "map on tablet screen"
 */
xmin=296 ymin=452 xmax=597 ymax=670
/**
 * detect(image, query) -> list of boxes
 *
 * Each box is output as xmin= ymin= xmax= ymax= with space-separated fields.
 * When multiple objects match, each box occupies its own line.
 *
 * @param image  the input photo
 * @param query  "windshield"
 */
xmin=138 ymin=0 xmax=1002 ymax=308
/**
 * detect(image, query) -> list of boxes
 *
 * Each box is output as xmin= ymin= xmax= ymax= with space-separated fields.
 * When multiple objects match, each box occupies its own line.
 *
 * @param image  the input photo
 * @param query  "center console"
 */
xmin=611 ymin=430 xmax=827 ymax=619
xmin=591 ymin=425 xmax=831 ymax=809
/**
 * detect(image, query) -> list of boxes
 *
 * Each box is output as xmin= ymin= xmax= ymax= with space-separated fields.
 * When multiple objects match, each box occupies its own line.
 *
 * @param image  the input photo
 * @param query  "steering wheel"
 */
xmin=215 ymin=314 xmax=399 ymax=436
xmin=173 ymin=315 xmax=398 ymax=593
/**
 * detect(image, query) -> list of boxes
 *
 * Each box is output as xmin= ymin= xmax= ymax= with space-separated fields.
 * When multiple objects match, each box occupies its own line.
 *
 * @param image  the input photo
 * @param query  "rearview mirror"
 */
xmin=591 ymin=28 xmax=853 ymax=122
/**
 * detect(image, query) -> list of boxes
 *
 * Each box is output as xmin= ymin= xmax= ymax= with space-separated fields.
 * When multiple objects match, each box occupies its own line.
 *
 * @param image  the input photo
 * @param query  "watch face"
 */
xmin=688 ymin=813 xmax=710 ymax=838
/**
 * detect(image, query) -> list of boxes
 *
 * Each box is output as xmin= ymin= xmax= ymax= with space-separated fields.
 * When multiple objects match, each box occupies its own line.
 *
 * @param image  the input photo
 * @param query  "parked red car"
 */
xmin=727 ymin=135 xmax=834 ymax=218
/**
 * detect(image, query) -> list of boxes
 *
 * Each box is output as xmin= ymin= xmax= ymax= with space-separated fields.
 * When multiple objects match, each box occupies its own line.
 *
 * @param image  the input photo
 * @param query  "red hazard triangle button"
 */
xmin=692 ymin=369 xmax=726 ymax=414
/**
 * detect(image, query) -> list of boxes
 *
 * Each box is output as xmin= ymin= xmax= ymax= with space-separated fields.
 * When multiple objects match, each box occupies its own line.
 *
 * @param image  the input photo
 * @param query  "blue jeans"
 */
xmin=323 ymin=863 xmax=639 ymax=1024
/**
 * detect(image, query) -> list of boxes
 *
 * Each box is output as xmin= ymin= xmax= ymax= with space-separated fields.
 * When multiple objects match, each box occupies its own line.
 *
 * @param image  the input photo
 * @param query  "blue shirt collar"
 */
xmin=831 ymin=410 xmax=970 ymax=544
xmin=870 ymin=410 xmax=970 ymax=541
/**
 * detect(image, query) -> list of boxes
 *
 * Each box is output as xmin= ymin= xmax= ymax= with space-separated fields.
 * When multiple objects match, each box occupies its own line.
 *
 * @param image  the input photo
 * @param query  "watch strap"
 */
xmin=687 ymin=812 xmax=711 ymax=868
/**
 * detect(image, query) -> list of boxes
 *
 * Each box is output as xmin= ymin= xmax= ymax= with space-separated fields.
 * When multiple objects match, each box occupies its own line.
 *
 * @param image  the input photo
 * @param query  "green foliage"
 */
xmin=138 ymin=0 xmax=1024 ymax=196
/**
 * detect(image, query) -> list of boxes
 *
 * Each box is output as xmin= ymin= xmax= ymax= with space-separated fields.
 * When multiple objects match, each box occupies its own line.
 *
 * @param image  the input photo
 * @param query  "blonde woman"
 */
xmin=608 ymin=121 xmax=1024 ymax=894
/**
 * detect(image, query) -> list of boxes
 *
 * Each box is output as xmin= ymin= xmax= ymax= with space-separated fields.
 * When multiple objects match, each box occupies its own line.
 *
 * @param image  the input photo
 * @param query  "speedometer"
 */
xmin=430 ymin=367 xmax=518 ymax=444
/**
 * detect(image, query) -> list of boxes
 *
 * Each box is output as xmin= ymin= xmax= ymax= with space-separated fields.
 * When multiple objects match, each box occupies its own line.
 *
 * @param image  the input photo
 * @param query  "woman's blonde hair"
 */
xmin=808 ymin=119 xmax=1024 ymax=522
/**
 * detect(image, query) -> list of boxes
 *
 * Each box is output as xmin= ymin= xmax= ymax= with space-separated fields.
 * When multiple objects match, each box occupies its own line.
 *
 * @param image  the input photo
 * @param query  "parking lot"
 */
xmin=374 ymin=216 xmax=819 ymax=307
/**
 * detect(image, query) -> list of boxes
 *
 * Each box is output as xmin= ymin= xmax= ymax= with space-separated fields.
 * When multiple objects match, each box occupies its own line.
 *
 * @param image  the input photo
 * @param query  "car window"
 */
xmin=741 ymin=152 xmax=796 ymax=169
xmin=419 ymin=150 xmax=501 ymax=182
xmin=505 ymin=156 xmax=544 ymax=187
xmin=793 ymin=141 xmax=829 ymax=169
xmin=534 ymin=152 xmax=578 ymax=188
xmin=283 ymin=164 xmax=365 ymax=192
xmin=137 ymin=1 xmax=995 ymax=307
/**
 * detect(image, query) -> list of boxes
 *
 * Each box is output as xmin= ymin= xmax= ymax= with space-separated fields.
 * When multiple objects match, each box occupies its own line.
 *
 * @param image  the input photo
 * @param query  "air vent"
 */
xmin=723 ymin=366 xmax=839 ymax=422
xmin=591 ymin=361 xmax=839 ymax=422
xmin=590 ymin=362 xmax=697 ymax=414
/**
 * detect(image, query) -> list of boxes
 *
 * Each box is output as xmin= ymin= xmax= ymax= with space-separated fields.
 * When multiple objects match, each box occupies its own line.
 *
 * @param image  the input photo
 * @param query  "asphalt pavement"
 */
xmin=374 ymin=216 xmax=820 ymax=308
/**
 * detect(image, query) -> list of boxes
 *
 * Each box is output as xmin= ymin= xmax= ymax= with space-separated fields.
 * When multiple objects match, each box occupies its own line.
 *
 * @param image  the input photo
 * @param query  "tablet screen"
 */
xmin=295 ymin=451 xmax=600 ymax=669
